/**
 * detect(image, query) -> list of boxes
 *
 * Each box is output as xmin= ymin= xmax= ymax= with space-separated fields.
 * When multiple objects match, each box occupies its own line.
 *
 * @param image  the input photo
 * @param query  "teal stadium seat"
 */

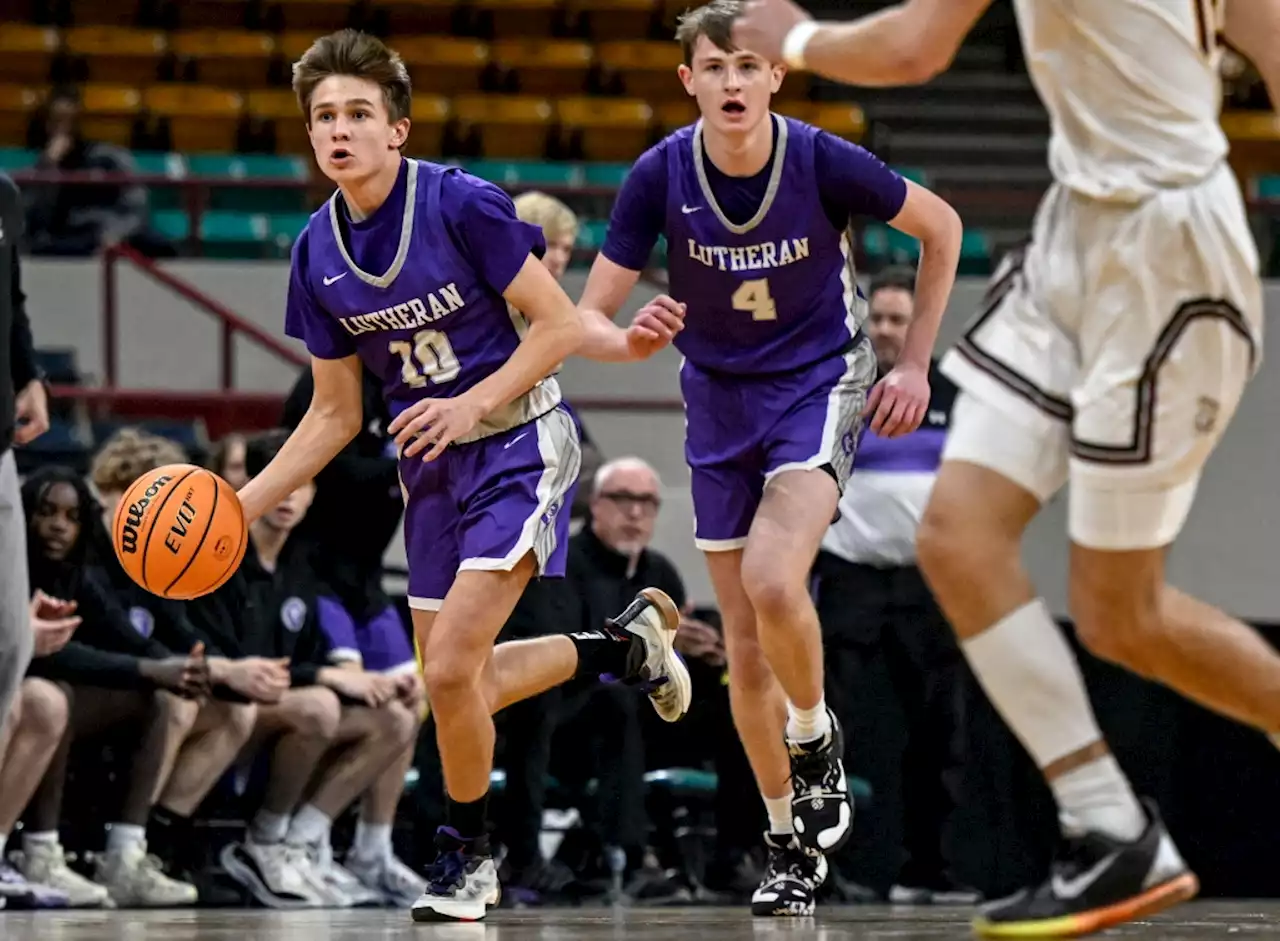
xmin=864 ymin=222 xmax=994 ymax=275
xmin=132 ymin=151 xmax=186 ymax=211
xmin=188 ymin=154 xmax=310 ymax=212
xmin=583 ymin=163 xmax=630 ymax=187
xmin=465 ymin=158 xmax=584 ymax=188
xmin=0 ymin=147 xmax=35 ymax=172
xmin=1255 ymin=174 xmax=1280 ymax=199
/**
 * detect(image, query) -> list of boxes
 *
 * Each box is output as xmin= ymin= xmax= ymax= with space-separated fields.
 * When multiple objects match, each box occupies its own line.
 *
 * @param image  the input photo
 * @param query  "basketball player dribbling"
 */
xmin=733 ymin=0 xmax=1280 ymax=935
xmin=233 ymin=30 xmax=693 ymax=922
xmin=573 ymin=0 xmax=964 ymax=915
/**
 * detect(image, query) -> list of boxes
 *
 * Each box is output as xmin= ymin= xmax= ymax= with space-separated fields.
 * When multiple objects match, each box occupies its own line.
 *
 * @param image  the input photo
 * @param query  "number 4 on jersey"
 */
xmin=733 ymin=278 xmax=778 ymax=322
xmin=390 ymin=329 xmax=461 ymax=387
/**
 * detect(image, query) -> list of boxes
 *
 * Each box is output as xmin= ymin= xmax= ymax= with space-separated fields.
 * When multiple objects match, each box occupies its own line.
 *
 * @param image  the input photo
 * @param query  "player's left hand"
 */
xmin=864 ymin=361 xmax=930 ymax=438
xmin=389 ymin=395 xmax=488 ymax=462
xmin=732 ymin=0 xmax=813 ymax=65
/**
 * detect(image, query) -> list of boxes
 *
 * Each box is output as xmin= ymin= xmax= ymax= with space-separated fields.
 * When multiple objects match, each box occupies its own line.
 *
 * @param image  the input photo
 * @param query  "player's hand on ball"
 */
xmin=864 ymin=361 xmax=930 ymax=438
xmin=389 ymin=395 xmax=487 ymax=462
xmin=732 ymin=0 xmax=812 ymax=66
xmin=626 ymin=295 xmax=686 ymax=360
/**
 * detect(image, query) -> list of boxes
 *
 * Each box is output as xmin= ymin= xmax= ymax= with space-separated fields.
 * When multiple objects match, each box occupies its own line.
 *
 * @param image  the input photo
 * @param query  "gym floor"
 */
xmin=0 ymin=902 xmax=1269 ymax=940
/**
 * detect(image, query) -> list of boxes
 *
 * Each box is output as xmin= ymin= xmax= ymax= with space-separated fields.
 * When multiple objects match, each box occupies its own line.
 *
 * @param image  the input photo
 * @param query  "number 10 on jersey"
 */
xmin=390 ymin=329 xmax=461 ymax=387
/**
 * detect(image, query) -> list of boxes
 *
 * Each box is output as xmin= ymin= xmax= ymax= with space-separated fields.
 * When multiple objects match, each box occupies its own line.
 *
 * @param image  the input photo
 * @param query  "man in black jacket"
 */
xmin=192 ymin=431 xmax=419 ymax=910
xmin=0 ymin=170 xmax=50 ymax=729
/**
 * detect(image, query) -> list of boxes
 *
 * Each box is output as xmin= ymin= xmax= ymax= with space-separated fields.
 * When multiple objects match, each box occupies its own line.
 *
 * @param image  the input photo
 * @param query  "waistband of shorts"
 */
xmin=683 ymin=329 xmax=866 ymax=381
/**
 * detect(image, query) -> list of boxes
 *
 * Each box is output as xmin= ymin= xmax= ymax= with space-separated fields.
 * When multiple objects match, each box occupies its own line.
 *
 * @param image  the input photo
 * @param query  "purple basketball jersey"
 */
xmin=285 ymin=158 xmax=561 ymax=440
xmin=664 ymin=115 xmax=862 ymax=375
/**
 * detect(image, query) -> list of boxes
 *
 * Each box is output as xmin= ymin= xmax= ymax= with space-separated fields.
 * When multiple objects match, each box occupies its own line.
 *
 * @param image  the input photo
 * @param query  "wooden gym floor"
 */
xmin=0 ymin=902 xmax=1275 ymax=940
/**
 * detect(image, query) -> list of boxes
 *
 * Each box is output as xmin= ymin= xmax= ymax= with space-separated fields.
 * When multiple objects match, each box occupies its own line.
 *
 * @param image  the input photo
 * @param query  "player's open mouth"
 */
xmin=330 ymin=148 xmax=352 ymax=161
xmin=722 ymin=100 xmax=746 ymax=115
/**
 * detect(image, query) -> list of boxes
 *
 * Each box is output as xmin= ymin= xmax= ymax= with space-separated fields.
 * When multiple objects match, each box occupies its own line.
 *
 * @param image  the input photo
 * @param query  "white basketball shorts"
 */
xmin=939 ymin=162 xmax=1264 ymax=551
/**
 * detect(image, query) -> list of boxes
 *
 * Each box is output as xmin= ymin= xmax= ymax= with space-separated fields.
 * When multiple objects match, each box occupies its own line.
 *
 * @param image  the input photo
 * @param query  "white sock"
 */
xmin=1051 ymin=755 xmax=1146 ymax=841
xmin=963 ymin=598 xmax=1145 ymax=841
xmin=23 ymin=831 xmax=58 ymax=850
xmin=352 ymin=821 xmax=393 ymax=862
xmin=105 ymin=823 xmax=146 ymax=854
xmin=250 ymin=810 xmax=290 ymax=845
xmin=763 ymin=791 xmax=794 ymax=836
xmin=785 ymin=697 xmax=832 ymax=743
xmin=285 ymin=804 xmax=332 ymax=847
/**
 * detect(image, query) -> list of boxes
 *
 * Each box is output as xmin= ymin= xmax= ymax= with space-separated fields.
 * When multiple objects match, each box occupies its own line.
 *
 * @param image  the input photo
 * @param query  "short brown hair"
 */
xmin=292 ymin=29 xmax=412 ymax=124
xmin=90 ymin=428 xmax=188 ymax=495
xmin=675 ymin=0 xmax=744 ymax=65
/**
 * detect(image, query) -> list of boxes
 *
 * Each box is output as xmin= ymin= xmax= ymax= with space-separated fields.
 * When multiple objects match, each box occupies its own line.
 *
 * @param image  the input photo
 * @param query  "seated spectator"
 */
xmin=189 ymin=431 xmax=419 ymax=909
xmin=0 ymin=593 xmax=79 ymax=909
xmin=17 ymin=467 xmax=209 ymax=908
xmin=278 ymin=373 xmax=428 ymax=907
xmin=22 ymin=86 xmax=160 ymax=257
xmin=206 ymin=432 xmax=249 ymax=490
xmin=89 ymin=429 xmax=276 ymax=888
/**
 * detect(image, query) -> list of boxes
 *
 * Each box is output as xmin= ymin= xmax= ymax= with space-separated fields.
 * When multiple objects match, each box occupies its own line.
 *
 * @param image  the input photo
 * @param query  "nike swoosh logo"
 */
xmin=681 ymin=205 xmax=701 ymax=214
xmin=323 ymin=272 xmax=347 ymax=286
xmin=1050 ymin=849 xmax=1122 ymax=899
xmin=504 ymin=432 xmax=529 ymax=450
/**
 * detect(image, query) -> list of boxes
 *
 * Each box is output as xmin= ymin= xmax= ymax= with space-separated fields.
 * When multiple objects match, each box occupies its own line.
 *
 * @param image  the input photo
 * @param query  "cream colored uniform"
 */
xmin=941 ymin=0 xmax=1264 ymax=550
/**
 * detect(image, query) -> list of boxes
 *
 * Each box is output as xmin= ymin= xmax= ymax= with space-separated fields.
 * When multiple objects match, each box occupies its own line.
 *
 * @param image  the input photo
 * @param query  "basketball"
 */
xmin=110 ymin=463 xmax=248 ymax=600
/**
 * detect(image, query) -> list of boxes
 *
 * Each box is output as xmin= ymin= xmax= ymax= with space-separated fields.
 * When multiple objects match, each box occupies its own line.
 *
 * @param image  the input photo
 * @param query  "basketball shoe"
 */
xmin=750 ymin=832 xmax=828 ymax=917
xmin=788 ymin=708 xmax=853 ymax=858
xmin=410 ymin=827 xmax=500 ymax=922
xmin=606 ymin=587 xmax=692 ymax=722
xmin=973 ymin=799 xmax=1197 ymax=938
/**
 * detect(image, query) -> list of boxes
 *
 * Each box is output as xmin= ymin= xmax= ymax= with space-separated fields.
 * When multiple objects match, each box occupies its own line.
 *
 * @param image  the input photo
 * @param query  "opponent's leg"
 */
xmin=918 ymin=395 xmax=1186 ymax=938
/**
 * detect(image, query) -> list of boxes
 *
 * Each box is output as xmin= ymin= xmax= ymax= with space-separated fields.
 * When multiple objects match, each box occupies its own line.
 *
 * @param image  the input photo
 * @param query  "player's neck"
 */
xmin=338 ymin=154 xmax=404 ymax=221
xmin=249 ymin=520 xmax=288 ymax=572
xmin=700 ymin=114 xmax=774 ymax=177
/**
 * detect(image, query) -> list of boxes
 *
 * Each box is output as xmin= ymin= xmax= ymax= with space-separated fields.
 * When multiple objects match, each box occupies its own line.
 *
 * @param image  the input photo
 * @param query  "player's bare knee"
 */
xmin=289 ymin=687 xmax=342 ymax=740
xmin=21 ymin=678 xmax=69 ymax=740
xmin=1068 ymin=563 xmax=1163 ymax=675
xmin=378 ymin=700 xmax=418 ymax=747
xmin=739 ymin=560 xmax=802 ymax=627
xmin=213 ymin=700 xmax=258 ymax=745
xmin=421 ymin=649 xmax=482 ymax=706
xmin=156 ymin=690 xmax=200 ymax=730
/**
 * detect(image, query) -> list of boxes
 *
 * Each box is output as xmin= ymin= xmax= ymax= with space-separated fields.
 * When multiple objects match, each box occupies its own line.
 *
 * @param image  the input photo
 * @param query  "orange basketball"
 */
xmin=111 ymin=463 xmax=248 ymax=600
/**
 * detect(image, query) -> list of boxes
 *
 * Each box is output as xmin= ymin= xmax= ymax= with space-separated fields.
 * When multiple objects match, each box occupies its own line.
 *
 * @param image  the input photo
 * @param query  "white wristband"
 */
xmin=781 ymin=20 xmax=821 ymax=70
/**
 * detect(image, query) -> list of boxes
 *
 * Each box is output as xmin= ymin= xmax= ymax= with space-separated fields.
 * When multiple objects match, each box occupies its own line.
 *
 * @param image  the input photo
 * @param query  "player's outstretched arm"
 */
xmin=885 ymin=180 xmax=962 ymax=370
xmin=1224 ymin=0 xmax=1280 ymax=110
xmin=236 ymin=354 xmax=364 ymax=523
xmin=576 ymin=254 xmax=685 ymax=362
xmin=732 ymin=0 xmax=992 ymax=87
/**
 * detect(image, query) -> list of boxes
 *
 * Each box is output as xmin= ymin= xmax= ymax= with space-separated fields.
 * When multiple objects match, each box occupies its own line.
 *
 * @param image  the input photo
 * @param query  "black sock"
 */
xmin=444 ymin=793 xmax=490 ymax=841
xmin=148 ymin=805 xmax=194 ymax=871
xmin=567 ymin=625 xmax=639 ymax=681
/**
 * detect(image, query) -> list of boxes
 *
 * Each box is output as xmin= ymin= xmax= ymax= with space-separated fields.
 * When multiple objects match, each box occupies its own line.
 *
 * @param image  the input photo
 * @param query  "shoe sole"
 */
xmin=636 ymin=587 xmax=692 ymax=723
xmin=972 ymin=871 xmax=1199 ymax=939
xmin=219 ymin=844 xmax=323 ymax=911
xmin=410 ymin=885 xmax=501 ymax=922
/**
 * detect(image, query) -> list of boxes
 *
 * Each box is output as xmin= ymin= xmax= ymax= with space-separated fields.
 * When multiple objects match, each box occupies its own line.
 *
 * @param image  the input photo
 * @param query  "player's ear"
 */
xmin=389 ymin=117 xmax=411 ymax=150
xmin=770 ymin=62 xmax=786 ymax=93
xmin=677 ymin=63 xmax=696 ymax=97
